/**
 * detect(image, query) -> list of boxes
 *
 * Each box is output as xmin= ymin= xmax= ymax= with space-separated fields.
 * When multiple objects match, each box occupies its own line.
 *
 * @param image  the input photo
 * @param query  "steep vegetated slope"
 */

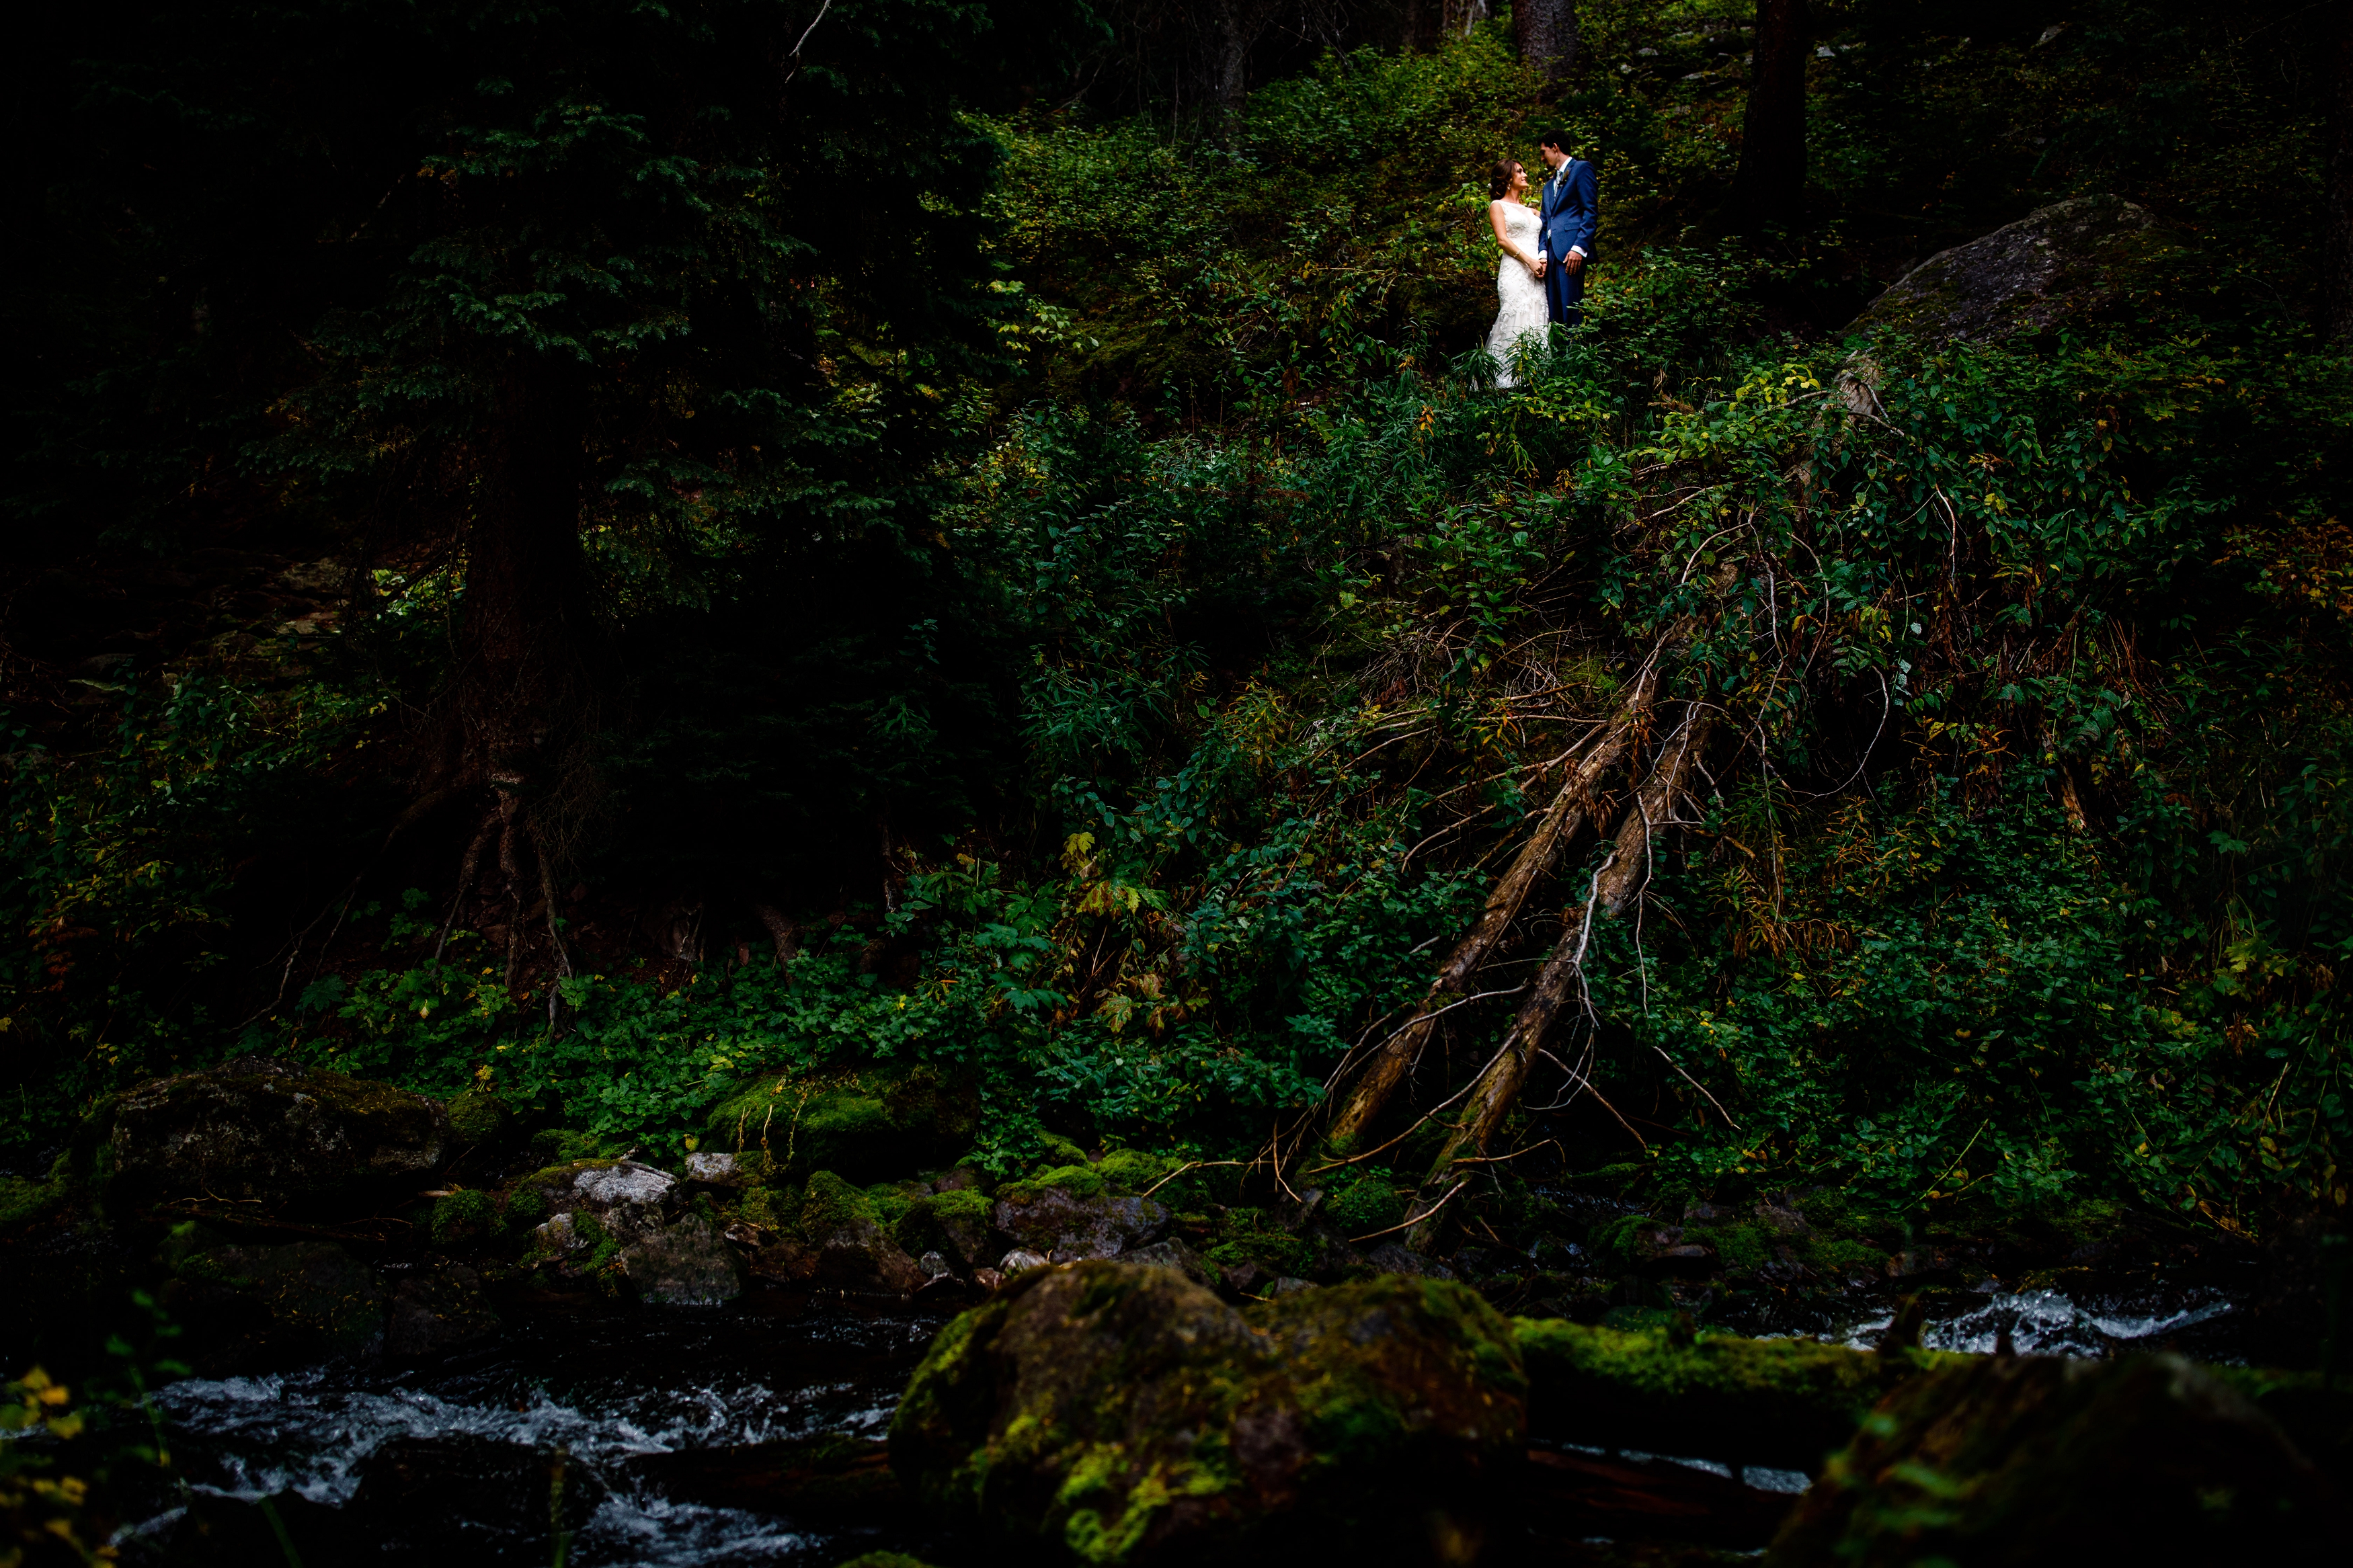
xmin=5 ymin=2 xmax=2348 ymax=1264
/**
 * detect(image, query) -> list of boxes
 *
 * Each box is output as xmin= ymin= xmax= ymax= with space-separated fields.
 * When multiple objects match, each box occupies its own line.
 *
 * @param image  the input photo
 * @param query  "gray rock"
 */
xmin=110 ymin=1056 xmax=449 ymax=1216
xmin=386 ymin=1264 xmax=500 ymax=1357
xmin=623 ymin=1214 xmax=742 ymax=1305
xmin=1364 ymin=1242 xmax=1458 ymax=1280
xmin=992 ymin=1186 xmax=1169 ymax=1261
xmin=997 ymin=1247 xmax=1052 ymax=1276
xmin=682 ymin=1151 xmax=752 ymax=1188
xmin=1848 ymin=194 xmax=2188 ymax=345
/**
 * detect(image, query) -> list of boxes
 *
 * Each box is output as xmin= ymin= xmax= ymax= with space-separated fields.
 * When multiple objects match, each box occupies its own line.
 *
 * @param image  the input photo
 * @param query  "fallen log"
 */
xmin=1322 ymin=656 xmax=1665 ymax=1157
xmin=1404 ymin=712 xmax=1714 ymax=1247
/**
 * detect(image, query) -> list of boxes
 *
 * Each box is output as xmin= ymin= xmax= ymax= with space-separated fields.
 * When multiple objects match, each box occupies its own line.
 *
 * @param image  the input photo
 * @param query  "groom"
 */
xmin=1534 ymin=131 xmax=1597 ymax=329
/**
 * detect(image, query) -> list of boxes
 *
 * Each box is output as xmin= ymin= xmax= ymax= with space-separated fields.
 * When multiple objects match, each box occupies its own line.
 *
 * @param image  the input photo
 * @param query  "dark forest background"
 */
xmin=6 ymin=0 xmax=2352 ymax=1247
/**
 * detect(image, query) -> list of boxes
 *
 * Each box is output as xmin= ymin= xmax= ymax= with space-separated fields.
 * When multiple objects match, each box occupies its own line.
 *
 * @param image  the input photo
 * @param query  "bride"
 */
xmin=1483 ymin=159 xmax=1548 ymax=388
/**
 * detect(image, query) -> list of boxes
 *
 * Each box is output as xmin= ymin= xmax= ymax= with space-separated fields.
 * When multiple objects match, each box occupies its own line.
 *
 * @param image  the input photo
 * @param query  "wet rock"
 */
xmin=1220 ymin=1259 xmax=1271 ymax=1298
xmin=167 ymin=1235 xmax=389 ymax=1369
xmin=625 ymin=1212 xmax=742 ymax=1305
xmin=1364 ymin=1241 xmax=1457 ymax=1280
xmin=110 ymin=1056 xmax=449 ymax=1216
xmin=997 ymin=1247 xmax=1051 ymax=1276
xmin=1848 ymin=194 xmax=2188 ymax=345
xmin=892 ymin=1262 xmax=1527 ymax=1564
xmin=748 ymin=1235 xmax=819 ymax=1284
xmin=385 ymin=1262 xmax=500 ymax=1357
xmin=992 ymin=1186 xmax=1169 ymax=1262
xmin=971 ymin=1266 xmax=1005 ymax=1292
xmin=1767 ymin=1354 xmax=2350 ymax=1564
xmin=816 ymin=1216 xmax=924 ymax=1296
xmin=346 ymin=1434 xmax=603 ymax=1557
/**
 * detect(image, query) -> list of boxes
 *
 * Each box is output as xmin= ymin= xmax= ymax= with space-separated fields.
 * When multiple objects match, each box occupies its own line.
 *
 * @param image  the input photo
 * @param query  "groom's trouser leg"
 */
xmin=1546 ymin=260 xmax=1585 ymax=329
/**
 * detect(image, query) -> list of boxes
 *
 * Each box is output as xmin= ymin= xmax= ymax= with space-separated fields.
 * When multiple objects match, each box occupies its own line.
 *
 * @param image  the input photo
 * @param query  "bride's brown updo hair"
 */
xmin=1488 ymin=159 xmax=1522 ymax=200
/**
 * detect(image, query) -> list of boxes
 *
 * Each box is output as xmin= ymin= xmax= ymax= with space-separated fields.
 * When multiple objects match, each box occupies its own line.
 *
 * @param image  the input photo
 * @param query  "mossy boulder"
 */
xmin=430 ymin=1188 xmax=502 ymax=1246
xmin=443 ymin=1087 xmax=514 ymax=1148
xmin=704 ymin=1066 xmax=979 ymax=1182
xmin=1767 ymin=1353 xmax=2348 ymax=1564
xmin=1847 ymin=194 xmax=2188 ymax=345
xmin=109 ymin=1055 xmax=449 ymax=1216
xmin=898 ymin=1186 xmax=996 ymax=1271
xmin=891 ymin=1261 xmax=1527 ymax=1565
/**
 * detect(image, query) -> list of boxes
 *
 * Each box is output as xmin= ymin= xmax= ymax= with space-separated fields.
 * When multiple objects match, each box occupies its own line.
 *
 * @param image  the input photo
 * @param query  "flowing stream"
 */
xmin=116 ymin=1273 xmax=2264 ymax=1565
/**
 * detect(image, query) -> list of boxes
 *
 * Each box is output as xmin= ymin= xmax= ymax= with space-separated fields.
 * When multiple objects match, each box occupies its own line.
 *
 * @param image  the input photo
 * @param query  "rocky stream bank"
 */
xmin=3 ymin=1055 xmax=2348 ymax=1565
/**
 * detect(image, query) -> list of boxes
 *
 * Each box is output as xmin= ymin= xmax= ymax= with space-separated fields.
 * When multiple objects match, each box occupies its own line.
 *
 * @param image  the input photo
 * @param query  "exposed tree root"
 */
xmin=1404 ymin=710 xmax=1716 ymax=1249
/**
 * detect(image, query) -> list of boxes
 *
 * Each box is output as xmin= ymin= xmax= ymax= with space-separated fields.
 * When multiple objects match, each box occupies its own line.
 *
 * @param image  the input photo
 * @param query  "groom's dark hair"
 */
xmin=1538 ymin=130 xmax=1572 ymax=156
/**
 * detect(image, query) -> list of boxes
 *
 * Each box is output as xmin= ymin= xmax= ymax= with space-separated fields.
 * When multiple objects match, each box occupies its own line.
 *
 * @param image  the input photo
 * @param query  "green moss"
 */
xmin=1685 ymin=1220 xmax=1773 ymax=1278
xmin=432 ymin=1188 xmax=501 ymax=1246
xmin=799 ymin=1169 xmax=873 ymax=1237
xmin=738 ymin=1183 xmax=787 ymax=1232
xmin=504 ymin=1186 xmax=549 ymax=1229
xmin=0 ymin=1174 xmax=67 ymax=1231
xmin=1000 ymin=1161 xmax=1107 ymax=1204
xmin=704 ymin=1066 xmax=980 ymax=1181
xmin=895 ymin=1186 xmax=992 ymax=1253
xmin=865 ymin=1180 xmax=924 ymax=1234
xmin=1321 ymin=1169 xmax=1403 ymax=1237
xmin=444 ymin=1087 xmax=512 ymax=1147
xmin=1514 ymin=1317 xmax=1965 ymax=1473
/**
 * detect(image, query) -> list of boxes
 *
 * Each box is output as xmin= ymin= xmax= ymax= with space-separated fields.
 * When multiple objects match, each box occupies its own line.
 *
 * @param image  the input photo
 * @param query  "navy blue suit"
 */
xmin=1537 ymin=157 xmax=1598 ymax=328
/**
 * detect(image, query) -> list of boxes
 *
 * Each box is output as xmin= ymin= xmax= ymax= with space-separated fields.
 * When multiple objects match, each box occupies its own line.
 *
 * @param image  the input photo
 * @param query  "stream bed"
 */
xmin=112 ymin=1270 xmax=2268 ymax=1566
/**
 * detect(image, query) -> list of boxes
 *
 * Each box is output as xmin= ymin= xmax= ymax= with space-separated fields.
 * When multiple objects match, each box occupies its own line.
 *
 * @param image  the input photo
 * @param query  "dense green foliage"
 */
xmin=6 ymin=1 xmax=2350 ymax=1247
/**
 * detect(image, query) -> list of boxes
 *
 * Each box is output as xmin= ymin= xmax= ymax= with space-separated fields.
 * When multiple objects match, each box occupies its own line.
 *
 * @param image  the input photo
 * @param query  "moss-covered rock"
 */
xmin=897 ymin=1186 xmax=995 ymax=1270
xmin=1514 ymin=1317 xmax=1965 ymax=1473
xmin=430 ymin=1188 xmax=501 ymax=1246
xmin=1847 ymin=194 xmax=2188 ymax=345
xmin=1765 ymin=1353 xmax=2346 ymax=1565
xmin=109 ymin=1055 xmax=449 ymax=1216
xmin=443 ymin=1087 xmax=513 ymax=1148
xmin=891 ymin=1262 xmax=1527 ymax=1565
xmin=704 ymin=1066 xmax=978 ymax=1182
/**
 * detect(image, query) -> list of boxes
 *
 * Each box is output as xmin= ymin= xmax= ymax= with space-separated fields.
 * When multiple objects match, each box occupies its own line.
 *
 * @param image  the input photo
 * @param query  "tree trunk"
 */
xmin=1734 ymin=0 xmax=1809 ymax=229
xmin=1403 ymin=712 xmax=1714 ymax=1249
xmin=1205 ymin=0 xmax=1284 ymax=128
xmin=455 ymin=358 xmax=596 ymax=790
xmin=1322 ymin=658 xmax=1662 ymax=1154
xmin=1515 ymin=0 xmax=1580 ymax=88
xmin=2326 ymin=1 xmax=2353 ymax=343
xmin=1404 ymin=0 xmax=1442 ymax=52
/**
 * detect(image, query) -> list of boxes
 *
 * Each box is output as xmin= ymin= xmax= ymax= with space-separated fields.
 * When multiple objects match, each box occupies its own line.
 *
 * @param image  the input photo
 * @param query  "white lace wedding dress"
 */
xmin=1486 ymin=201 xmax=1549 ymax=388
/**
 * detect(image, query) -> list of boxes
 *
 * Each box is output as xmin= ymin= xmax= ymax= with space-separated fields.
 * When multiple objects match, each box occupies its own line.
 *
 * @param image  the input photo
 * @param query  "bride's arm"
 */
xmin=1487 ymin=201 xmax=1541 ymax=274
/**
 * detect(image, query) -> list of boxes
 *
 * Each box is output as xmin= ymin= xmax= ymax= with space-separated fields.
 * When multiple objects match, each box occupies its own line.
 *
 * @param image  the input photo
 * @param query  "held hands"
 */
xmin=1529 ymin=255 xmax=1547 ymax=279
